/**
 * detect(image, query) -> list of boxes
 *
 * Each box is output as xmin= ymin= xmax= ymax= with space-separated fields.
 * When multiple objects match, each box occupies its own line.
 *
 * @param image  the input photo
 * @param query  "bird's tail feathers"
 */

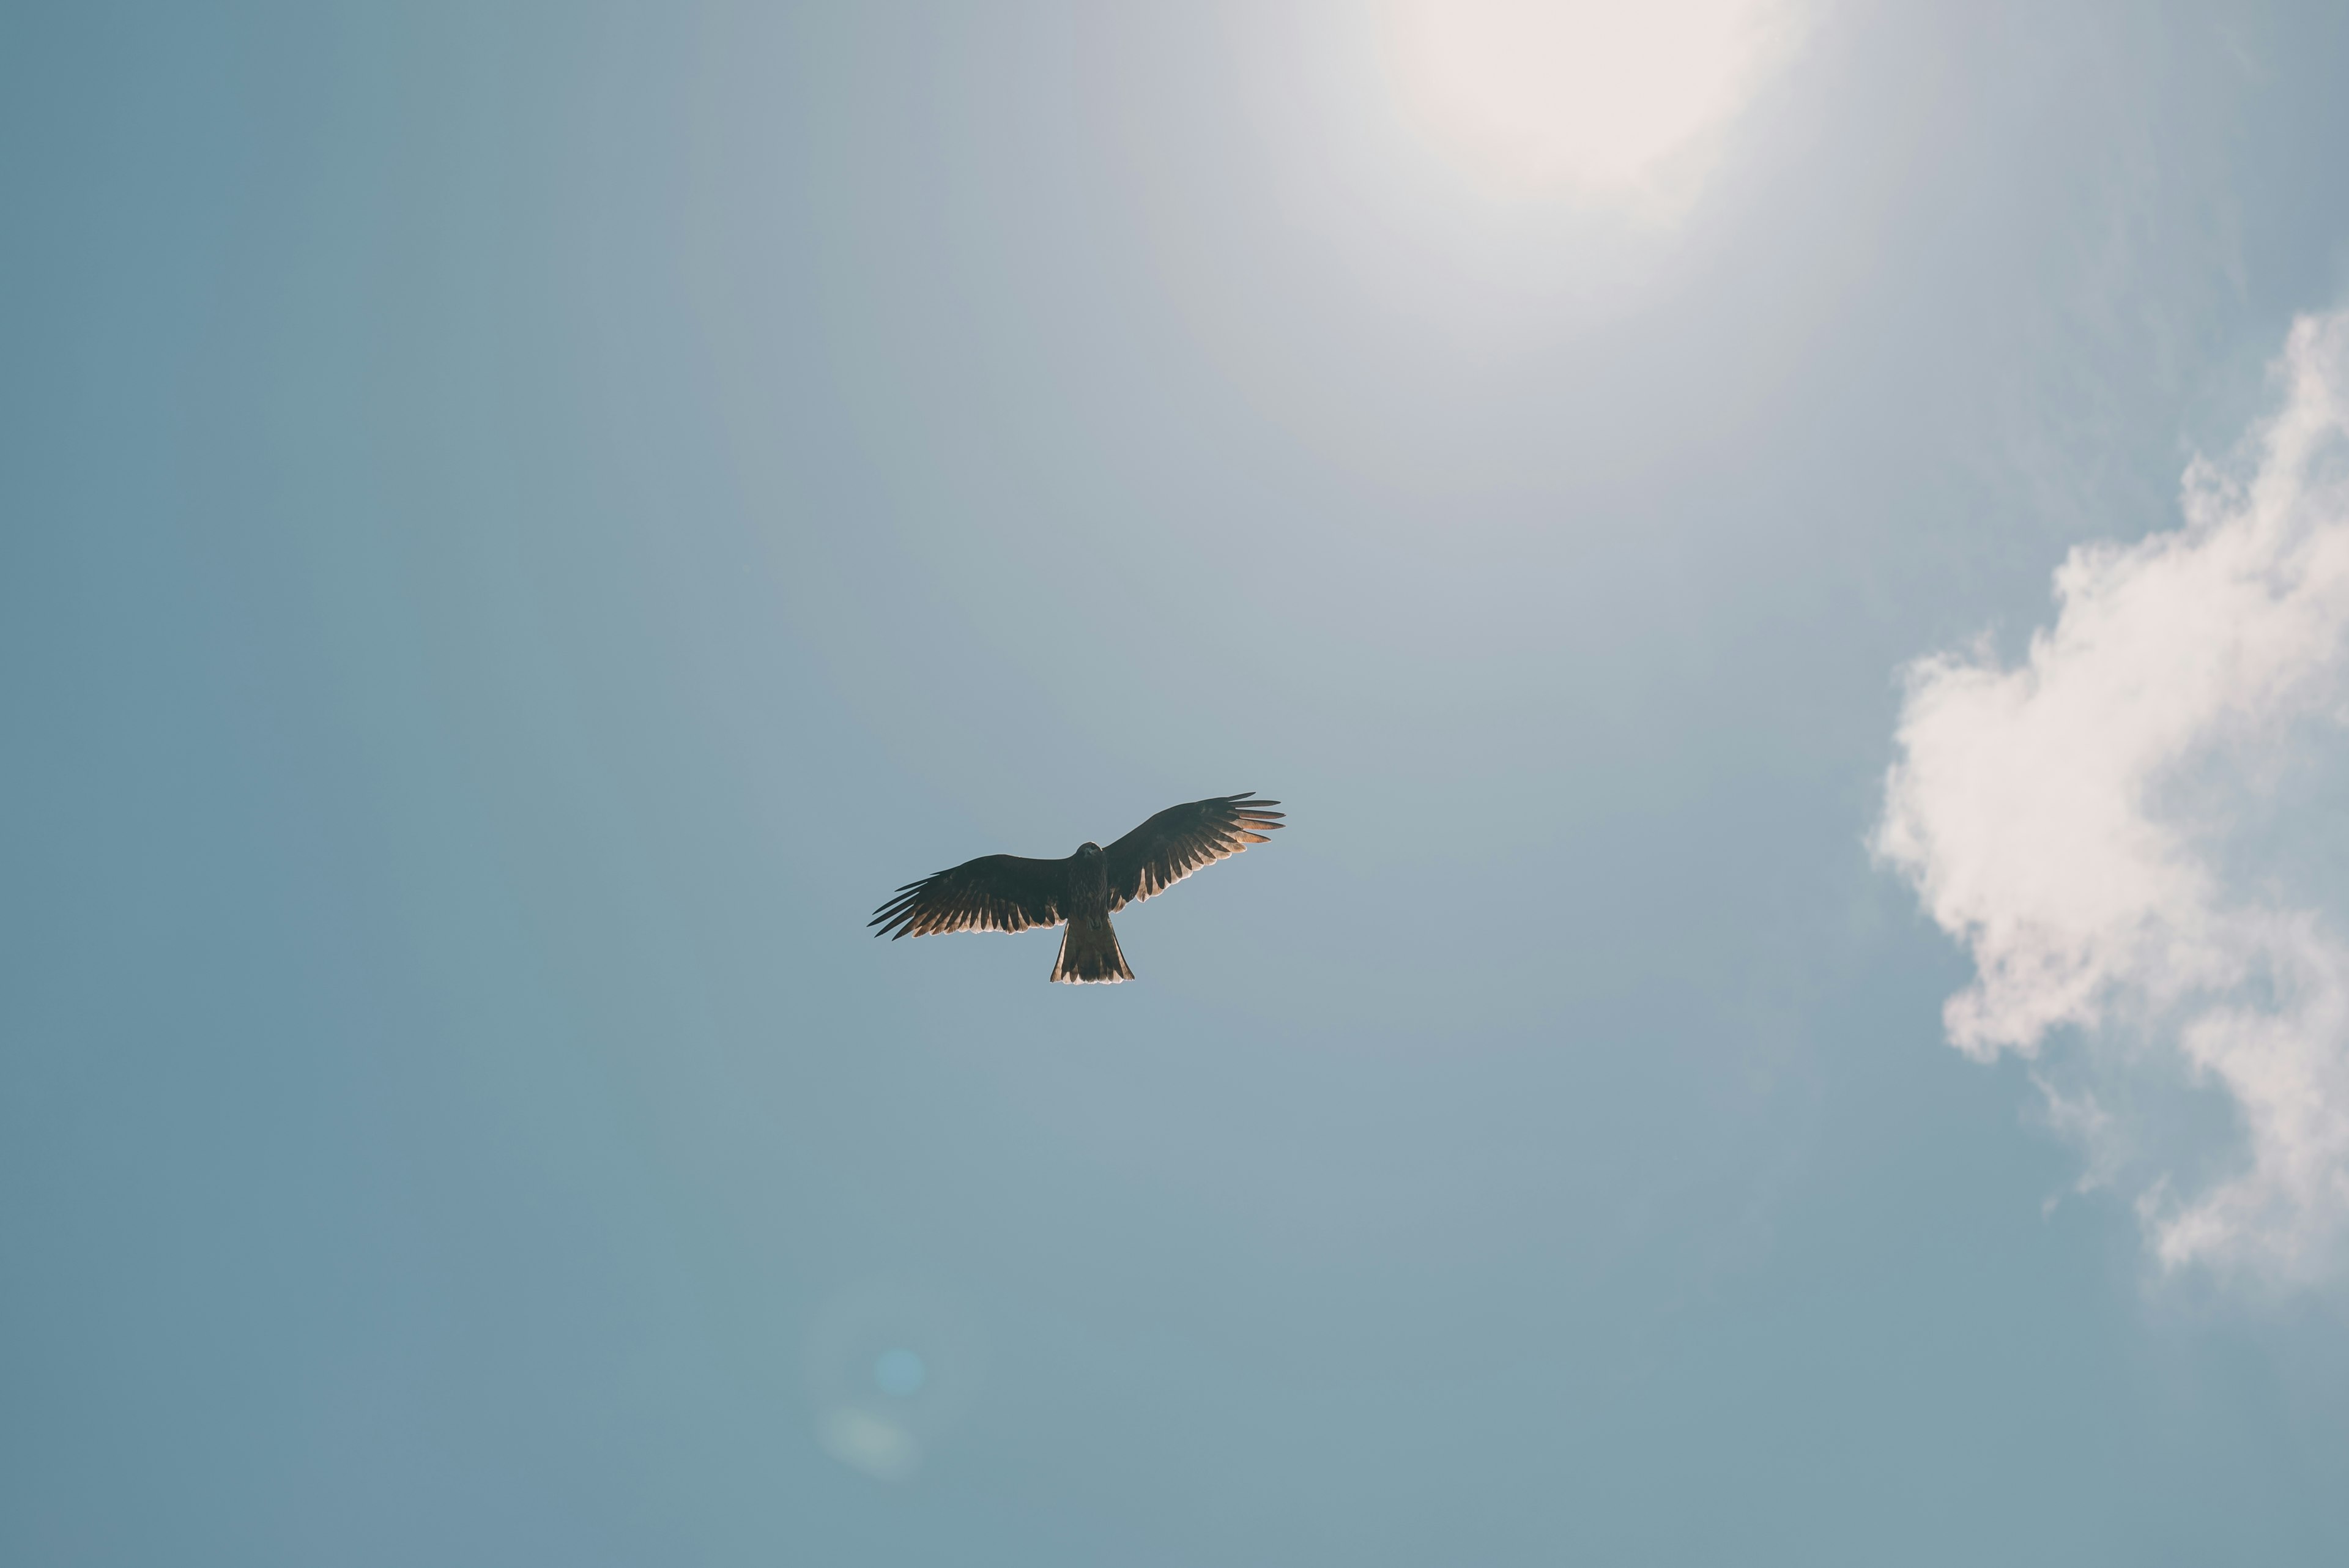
xmin=1052 ymin=916 xmax=1133 ymax=984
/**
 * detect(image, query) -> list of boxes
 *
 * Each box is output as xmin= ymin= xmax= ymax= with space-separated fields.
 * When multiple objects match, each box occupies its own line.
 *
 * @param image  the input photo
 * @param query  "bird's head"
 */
xmin=1076 ymin=841 xmax=1102 ymax=860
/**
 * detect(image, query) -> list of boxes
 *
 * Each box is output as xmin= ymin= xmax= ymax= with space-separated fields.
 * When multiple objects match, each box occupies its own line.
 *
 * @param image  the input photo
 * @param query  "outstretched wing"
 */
xmin=870 ymin=853 xmax=1068 ymax=939
xmin=1104 ymin=793 xmax=1284 ymax=912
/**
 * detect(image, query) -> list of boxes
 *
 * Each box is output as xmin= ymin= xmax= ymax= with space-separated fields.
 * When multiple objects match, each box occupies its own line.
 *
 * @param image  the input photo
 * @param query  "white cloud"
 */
xmin=1876 ymin=310 xmax=2349 ymax=1282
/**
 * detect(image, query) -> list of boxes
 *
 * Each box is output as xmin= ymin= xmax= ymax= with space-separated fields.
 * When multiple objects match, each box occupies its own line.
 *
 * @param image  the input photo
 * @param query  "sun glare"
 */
xmin=1380 ymin=0 xmax=1803 ymax=204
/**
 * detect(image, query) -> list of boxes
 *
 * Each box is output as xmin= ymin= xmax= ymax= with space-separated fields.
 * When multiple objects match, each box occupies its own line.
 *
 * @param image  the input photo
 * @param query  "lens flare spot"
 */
xmin=873 ymin=1348 xmax=928 ymax=1398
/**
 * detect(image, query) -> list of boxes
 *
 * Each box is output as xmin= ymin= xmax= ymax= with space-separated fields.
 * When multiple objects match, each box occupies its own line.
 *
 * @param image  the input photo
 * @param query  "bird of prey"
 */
xmin=870 ymin=793 xmax=1285 ymax=984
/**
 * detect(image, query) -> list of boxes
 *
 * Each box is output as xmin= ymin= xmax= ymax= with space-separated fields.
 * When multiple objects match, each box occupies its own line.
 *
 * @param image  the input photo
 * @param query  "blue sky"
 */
xmin=7 ymin=3 xmax=2349 ymax=1563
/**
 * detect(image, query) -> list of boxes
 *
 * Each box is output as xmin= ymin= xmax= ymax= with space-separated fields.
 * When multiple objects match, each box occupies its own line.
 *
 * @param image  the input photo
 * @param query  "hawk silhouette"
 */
xmin=870 ymin=793 xmax=1285 ymax=983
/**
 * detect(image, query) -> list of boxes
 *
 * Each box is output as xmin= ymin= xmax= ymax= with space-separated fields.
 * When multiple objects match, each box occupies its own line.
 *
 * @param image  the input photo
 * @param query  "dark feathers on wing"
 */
xmin=1105 ymin=793 xmax=1285 ymax=912
xmin=869 ymin=853 xmax=1066 ymax=939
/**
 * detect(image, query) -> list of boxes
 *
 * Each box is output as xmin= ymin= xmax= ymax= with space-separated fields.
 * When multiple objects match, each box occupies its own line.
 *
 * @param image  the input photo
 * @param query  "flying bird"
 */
xmin=870 ymin=793 xmax=1285 ymax=984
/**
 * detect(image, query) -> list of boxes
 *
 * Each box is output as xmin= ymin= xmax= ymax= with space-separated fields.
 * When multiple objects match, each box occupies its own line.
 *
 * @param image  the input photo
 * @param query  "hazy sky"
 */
xmin=7 ymin=4 xmax=2349 ymax=1564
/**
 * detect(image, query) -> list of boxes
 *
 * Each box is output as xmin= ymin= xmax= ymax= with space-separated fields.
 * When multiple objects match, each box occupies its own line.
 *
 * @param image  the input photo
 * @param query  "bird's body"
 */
xmin=870 ymin=794 xmax=1284 ymax=984
xmin=1053 ymin=842 xmax=1127 ymax=983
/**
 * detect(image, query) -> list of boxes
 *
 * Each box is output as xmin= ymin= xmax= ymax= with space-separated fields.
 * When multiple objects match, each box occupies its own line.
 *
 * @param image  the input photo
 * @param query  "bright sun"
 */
xmin=1379 ymin=0 xmax=1804 ymax=204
